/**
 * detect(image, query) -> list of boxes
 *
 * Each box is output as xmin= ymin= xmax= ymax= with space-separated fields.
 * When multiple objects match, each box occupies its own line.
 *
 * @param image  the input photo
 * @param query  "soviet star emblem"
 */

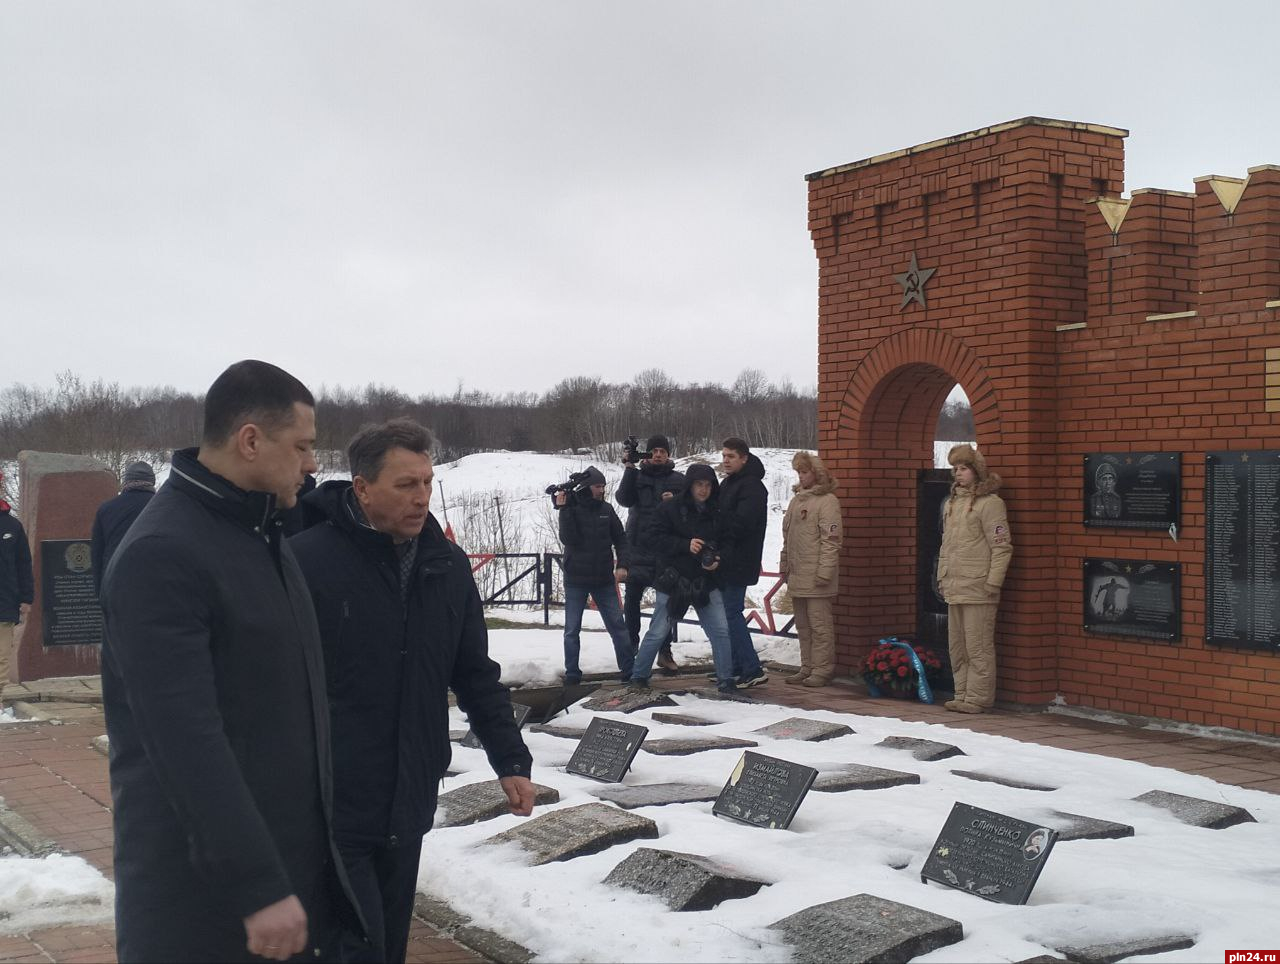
xmin=894 ymin=252 xmax=936 ymax=310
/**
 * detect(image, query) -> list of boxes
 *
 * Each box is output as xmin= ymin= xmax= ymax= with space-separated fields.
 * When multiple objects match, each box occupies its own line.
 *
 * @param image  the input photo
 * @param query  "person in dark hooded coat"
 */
xmin=628 ymin=463 xmax=738 ymax=694
xmin=717 ymin=437 xmax=769 ymax=687
xmin=555 ymin=465 xmax=632 ymax=683
xmin=91 ymin=460 xmax=156 ymax=595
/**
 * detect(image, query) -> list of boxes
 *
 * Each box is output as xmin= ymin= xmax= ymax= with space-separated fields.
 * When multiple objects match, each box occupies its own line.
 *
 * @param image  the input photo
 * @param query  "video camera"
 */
xmin=621 ymin=435 xmax=653 ymax=466
xmin=545 ymin=471 xmax=591 ymax=509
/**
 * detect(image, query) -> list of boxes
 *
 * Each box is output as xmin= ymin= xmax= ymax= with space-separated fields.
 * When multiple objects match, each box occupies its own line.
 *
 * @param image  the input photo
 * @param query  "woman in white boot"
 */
xmin=779 ymin=452 xmax=842 ymax=687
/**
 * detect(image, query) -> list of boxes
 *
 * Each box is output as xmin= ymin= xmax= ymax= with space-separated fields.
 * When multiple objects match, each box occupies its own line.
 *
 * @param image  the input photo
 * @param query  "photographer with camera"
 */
xmin=555 ymin=466 xmax=634 ymax=684
xmin=616 ymin=434 xmax=684 ymax=672
xmin=627 ymin=463 xmax=738 ymax=696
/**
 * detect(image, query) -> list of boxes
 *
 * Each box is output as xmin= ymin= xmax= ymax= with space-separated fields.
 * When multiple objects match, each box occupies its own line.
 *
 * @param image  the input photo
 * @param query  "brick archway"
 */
xmin=828 ymin=329 xmax=1002 ymax=678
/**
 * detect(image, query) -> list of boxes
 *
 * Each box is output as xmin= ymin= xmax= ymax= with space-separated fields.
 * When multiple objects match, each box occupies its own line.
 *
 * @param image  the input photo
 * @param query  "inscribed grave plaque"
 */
xmin=603 ymin=848 xmax=767 ymax=911
xmin=1083 ymin=558 xmax=1180 ymax=642
xmin=712 ymin=751 xmax=817 ymax=830
xmin=1205 ymin=451 xmax=1280 ymax=651
xmin=921 ymin=802 xmax=1057 ymax=905
xmin=566 ymin=717 xmax=648 ymax=783
xmin=39 ymin=540 xmax=102 ymax=648
xmin=482 ymin=802 xmax=657 ymax=865
xmin=770 ymin=893 xmax=963 ymax=963
xmin=460 ymin=702 xmax=532 ymax=749
xmin=1083 ymin=453 xmax=1179 ymax=529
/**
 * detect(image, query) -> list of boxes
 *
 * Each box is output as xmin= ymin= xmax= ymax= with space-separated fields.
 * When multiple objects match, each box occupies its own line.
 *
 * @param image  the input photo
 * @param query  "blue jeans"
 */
xmin=722 ymin=583 xmax=762 ymax=678
xmin=564 ymin=583 xmax=634 ymax=680
xmin=632 ymin=589 xmax=734 ymax=686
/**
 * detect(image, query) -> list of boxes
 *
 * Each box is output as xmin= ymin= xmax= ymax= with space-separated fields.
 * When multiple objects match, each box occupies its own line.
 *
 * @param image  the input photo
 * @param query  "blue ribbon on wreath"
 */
xmin=864 ymin=636 xmax=935 ymax=704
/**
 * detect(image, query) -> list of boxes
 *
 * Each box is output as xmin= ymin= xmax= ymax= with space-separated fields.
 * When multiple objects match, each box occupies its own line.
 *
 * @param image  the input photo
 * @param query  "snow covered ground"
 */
xmin=428 ymin=620 xmax=1280 ymax=964
xmin=0 ymin=853 xmax=113 ymax=934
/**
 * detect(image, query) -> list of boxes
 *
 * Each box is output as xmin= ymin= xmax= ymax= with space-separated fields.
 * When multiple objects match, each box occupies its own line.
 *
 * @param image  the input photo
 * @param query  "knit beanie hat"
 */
xmin=646 ymin=435 xmax=671 ymax=454
xmin=122 ymin=461 xmax=156 ymax=491
xmin=576 ymin=466 xmax=607 ymax=490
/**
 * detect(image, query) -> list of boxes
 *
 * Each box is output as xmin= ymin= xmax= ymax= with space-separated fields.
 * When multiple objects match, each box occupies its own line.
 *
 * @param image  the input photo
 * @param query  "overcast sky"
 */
xmin=4 ymin=1 xmax=1278 ymax=399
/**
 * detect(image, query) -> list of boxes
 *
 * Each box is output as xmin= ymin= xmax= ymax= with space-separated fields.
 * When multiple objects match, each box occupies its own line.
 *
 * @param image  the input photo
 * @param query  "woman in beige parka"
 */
xmin=779 ymin=451 xmax=842 ymax=687
xmin=937 ymin=444 xmax=1013 ymax=714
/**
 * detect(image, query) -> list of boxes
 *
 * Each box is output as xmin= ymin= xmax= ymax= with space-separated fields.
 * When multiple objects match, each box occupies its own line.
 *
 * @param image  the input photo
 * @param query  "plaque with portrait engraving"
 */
xmin=1206 ymin=451 xmax=1280 ymax=652
xmin=921 ymin=802 xmax=1057 ymax=905
xmin=566 ymin=717 xmax=648 ymax=783
xmin=1083 ymin=453 xmax=1180 ymax=530
xmin=40 ymin=539 xmax=103 ymax=648
xmin=1083 ymin=558 xmax=1180 ymax=642
xmin=712 ymin=751 xmax=817 ymax=830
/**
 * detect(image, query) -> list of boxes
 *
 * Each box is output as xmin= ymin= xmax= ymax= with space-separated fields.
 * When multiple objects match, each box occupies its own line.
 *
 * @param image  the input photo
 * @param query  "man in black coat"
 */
xmin=91 ymin=460 xmax=156 ymax=595
xmin=100 ymin=360 xmax=363 ymax=963
xmin=555 ymin=465 xmax=631 ymax=684
xmin=615 ymin=435 xmax=684 ymax=670
xmin=718 ymin=437 xmax=770 ymax=687
xmin=291 ymin=418 xmax=535 ymax=964
xmin=0 ymin=476 xmax=34 ymax=705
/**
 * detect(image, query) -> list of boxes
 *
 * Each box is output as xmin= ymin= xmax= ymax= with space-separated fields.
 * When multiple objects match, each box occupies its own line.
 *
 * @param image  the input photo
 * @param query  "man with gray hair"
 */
xmin=291 ymin=417 xmax=536 ymax=963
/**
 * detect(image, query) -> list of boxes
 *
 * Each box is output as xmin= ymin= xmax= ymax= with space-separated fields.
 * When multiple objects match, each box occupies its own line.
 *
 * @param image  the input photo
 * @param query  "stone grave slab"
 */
xmin=713 ymin=751 xmax=817 ymax=830
xmin=566 ymin=718 xmax=648 ymax=783
xmin=1053 ymin=933 xmax=1196 ymax=963
xmin=592 ymin=783 xmax=722 ymax=809
xmin=876 ymin=736 xmax=965 ymax=761
xmin=460 ymin=702 xmax=532 ymax=749
xmin=1132 ymin=789 xmax=1256 ymax=829
xmin=921 ymin=802 xmax=1057 ymax=904
xmin=951 ymin=769 xmax=1057 ymax=792
xmin=508 ymin=682 xmax=601 ymax=724
xmin=604 ymin=847 xmax=767 ymax=911
xmin=770 ymin=893 xmax=963 ymax=963
xmin=641 ymin=736 xmax=759 ymax=756
xmin=753 ymin=717 xmax=854 ymax=742
xmin=483 ymin=802 xmax=657 ymax=865
xmin=583 ymin=688 xmax=677 ymax=714
xmin=650 ymin=712 xmax=716 ymax=726
xmin=1035 ymin=810 xmax=1134 ymax=842
xmin=813 ymin=764 xmax=920 ymax=793
xmin=527 ymin=722 xmax=590 ymax=740
xmin=436 ymin=780 xmax=561 ymax=828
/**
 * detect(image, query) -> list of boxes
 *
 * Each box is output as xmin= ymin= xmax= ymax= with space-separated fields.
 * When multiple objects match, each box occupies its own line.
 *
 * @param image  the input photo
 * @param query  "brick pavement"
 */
xmin=4 ymin=672 xmax=1280 ymax=962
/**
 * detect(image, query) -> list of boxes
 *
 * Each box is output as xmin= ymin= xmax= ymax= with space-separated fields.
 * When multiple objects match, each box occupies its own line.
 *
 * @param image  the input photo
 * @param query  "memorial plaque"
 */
xmin=770 ymin=893 xmax=963 ymax=963
xmin=592 ymin=783 xmax=721 ymax=809
xmin=460 ymin=702 xmax=532 ymax=749
xmin=752 ymin=717 xmax=854 ymax=742
xmin=603 ymin=848 xmax=767 ymax=911
xmin=812 ymin=765 xmax=920 ymax=793
xmin=712 ymin=751 xmax=817 ymax=830
xmin=436 ymin=779 xmax=561 ymax=828
xmin=1132 ymin=789 xmax=1256 ymax=829
xmin=1206 ymin=451 xmax=1280 ymax=651
xmin=565 ymin=717 xmax=648 ymax=783
xmin=1083 ymin=452 xmax=1180 ymax=529
xmin=641 ymin=736 xmax=757 ymax=756
xmin=39 ymin=540 xmax=102 ymax=648
xmin=875 ymin=736 xmax=965 ymax=762
xmin=508 ymin=682 xmax=601 ymax=723
xmin=1083 ymin=558 xmax=1180 ymax=642
xmin=482 ymin=802 xmax=657 ymax=865
xmin=921 ymin=802 xmax=1057 ymax=905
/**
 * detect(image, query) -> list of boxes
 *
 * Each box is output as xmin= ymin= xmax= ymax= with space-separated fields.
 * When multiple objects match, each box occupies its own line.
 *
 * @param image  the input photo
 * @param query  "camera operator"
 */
xmin=627 ymin=463 xmax=738 ymax=695
xmin=555 ymin=466 xmax=634 ymax=684
xmin=616 ymin=435 xmax=684 ymax=672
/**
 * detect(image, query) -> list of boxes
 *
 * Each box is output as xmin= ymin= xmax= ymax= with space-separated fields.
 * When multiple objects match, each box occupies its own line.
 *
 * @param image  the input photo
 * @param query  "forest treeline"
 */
xmin=0 ymin=368 xmax=973 ymax=480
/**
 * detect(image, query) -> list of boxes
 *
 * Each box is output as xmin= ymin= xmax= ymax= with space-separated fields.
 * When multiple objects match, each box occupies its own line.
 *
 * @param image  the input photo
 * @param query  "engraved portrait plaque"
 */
xmin=1083 ymin=558 xmax=1180 ymax=642
xmin=921 ymin=802 xmax=1057 ymax=905
xmin=40 ymin=539 xmax=103 ymax=647
xmin=1083 ymin=453 xmax=1180 ymax=529
xmin=712 ymin=751 xmax=817 ymax=830
xmin=1205 ymin=451 xmax=1280 ymax=651
xmin=566 ymin=717 xmax=648 ymax=783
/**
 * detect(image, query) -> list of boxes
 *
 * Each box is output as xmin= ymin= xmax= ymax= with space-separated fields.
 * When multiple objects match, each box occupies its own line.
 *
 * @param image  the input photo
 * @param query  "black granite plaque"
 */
xmin=920 ymin=802 xmax=1057 ymax=905
xmin=460 ymin=702 xmax=532 ymax=749
xmin=1082 ymin=558 xmax=1180 ymax=642
xmin=1206 ymin=451 xmax=1280 ymax=651
xmin=712 ymin=751 xmax=817 ymax=830
xmin=565 ymin=717 xmax=648 ymax=783
xmin=1083 ymin=453 xmax=1180 ymax=530
xmin=39 ymin=540 xmax=102 ymax=647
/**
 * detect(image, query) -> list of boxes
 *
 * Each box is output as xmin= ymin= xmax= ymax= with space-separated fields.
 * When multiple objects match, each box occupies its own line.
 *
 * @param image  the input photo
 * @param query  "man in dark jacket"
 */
xmin=555 ymin=465 xmax=631 ymax=684
xmin=91 ymin=460 xmax=156 ymax=595
xmin=615 ymin=435 xmax=684 ymax=671
xmin=291 ymin=418 xmax=535 ymax=964
xmin=628 ymin=463 xmax=738 ymax=695
xmin=0 ymin=476 xmax=34 ymax=704
xmin=100 ymin=360 xmax=363 ymax=963
xmin=718 ymin=437 xmax=769 ymax=687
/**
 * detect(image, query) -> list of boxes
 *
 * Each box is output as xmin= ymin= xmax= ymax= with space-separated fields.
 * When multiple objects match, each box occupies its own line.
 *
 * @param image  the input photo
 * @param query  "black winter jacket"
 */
xmin=0 ymin=507 xmax=33 ymax=623
xmin=717 ymin=453 xmax=768 ymax=586
xmin=650 ymin=485 xmax=731 ymax=597
xmin=100 ymin=448 xmax=362 ymax=961
xmin=615 ymin=461 xmax=684 ymax=582
xmin=90 ymin=489 xmax=153 ymax=595
xmin=291 ymin=481 xmax=533 ymax=848
xmin=558 ymin=489 xmax=628 ymax=587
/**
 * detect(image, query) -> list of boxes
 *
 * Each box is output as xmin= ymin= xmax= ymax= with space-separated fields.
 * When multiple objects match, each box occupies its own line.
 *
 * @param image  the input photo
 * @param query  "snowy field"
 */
xmin=427 ymin=621 xmax=1280 ymax=964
